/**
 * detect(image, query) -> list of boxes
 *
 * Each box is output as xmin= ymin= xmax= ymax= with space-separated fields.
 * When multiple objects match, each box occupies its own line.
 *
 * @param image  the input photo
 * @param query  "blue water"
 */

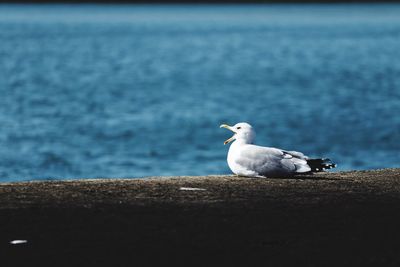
xmin=0 ymin=4 xmax=399 ymax=182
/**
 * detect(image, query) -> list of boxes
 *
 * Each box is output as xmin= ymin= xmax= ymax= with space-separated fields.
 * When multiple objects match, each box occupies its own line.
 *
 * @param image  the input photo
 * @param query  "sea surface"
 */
xmin=0 ymin=4 xmax=399 ymax=182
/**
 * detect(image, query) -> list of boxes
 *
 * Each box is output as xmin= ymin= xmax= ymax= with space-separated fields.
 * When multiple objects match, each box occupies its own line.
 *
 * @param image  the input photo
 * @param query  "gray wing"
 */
xmin=282 ymin=150 xmax=309 ymax=160
xmin=235 ymin=145 xmax=310 ymax=176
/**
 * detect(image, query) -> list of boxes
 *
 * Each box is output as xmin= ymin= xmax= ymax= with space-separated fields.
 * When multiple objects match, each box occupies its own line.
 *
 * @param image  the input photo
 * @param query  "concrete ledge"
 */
xmin=2 ymin=169 xmax=400 ymax=266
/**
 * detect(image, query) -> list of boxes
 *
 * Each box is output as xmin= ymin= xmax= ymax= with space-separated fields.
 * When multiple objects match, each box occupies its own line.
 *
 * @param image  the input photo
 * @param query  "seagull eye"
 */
xmin=236 ymin=127 xmax=241 ymax=129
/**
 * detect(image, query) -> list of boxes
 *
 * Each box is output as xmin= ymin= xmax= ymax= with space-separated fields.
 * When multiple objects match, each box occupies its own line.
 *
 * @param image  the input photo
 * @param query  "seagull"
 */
xmin=220 ymin=122 xmax=336 ymax=177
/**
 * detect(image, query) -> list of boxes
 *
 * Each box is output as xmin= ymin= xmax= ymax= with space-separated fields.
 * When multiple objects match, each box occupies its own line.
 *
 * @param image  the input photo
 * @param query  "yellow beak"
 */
xmin=219 ymin=124 xmax=236 ymax=145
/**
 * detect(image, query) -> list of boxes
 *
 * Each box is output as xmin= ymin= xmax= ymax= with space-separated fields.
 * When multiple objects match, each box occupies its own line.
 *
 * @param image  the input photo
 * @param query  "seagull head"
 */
xmin=219 ymin=122 xmax=255 ymax=145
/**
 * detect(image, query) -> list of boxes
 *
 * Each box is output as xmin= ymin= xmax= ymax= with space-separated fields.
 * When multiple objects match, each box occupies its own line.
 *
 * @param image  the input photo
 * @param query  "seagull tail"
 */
xmin=306 ymin=158 xmax=336 ymax=172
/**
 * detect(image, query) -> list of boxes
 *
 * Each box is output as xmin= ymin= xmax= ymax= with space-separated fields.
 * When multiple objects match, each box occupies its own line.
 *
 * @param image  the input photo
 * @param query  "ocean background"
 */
xmin=0 ymin=4 xmax=399 ymax=182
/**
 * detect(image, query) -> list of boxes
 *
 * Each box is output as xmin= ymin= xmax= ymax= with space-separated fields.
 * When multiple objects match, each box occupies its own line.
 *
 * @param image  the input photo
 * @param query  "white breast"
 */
xmin=227 ymin=142 xmax=259 ymax=177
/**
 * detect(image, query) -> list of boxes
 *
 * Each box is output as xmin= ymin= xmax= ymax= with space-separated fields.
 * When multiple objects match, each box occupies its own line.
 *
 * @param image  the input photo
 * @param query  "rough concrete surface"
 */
xmin=1 ymin=169 xmax=400 ymax=266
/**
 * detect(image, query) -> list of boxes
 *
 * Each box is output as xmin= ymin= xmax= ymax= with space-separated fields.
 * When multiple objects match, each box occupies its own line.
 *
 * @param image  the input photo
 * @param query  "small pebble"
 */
xmin=179 ymin=187 xmax=206 ymax=191
xmin=10 ymin=240 xmax=28 ymax=245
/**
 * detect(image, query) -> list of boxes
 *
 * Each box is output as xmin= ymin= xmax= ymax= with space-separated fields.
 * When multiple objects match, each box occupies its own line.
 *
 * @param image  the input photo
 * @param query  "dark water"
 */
xmin=0 ymin=4 xmax=399 ymax=182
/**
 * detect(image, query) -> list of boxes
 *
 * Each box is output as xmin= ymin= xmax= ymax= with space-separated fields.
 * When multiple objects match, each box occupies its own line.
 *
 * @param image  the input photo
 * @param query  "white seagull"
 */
xmin=220 ymin=122 xmax=336 ymax=177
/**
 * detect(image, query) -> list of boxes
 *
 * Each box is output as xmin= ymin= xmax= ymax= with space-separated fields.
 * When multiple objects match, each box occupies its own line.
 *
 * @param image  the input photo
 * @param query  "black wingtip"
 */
xmin=306 ymin=158 xmax=337 ymax=172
